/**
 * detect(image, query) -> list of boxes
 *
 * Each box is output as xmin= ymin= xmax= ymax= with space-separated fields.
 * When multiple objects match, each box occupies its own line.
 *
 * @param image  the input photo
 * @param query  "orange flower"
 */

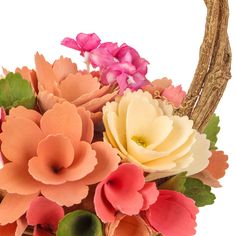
xmin=35 ymin=53 xmax=118 ymax=123
xmin=0 ymin=102 xmax=120 ymax=225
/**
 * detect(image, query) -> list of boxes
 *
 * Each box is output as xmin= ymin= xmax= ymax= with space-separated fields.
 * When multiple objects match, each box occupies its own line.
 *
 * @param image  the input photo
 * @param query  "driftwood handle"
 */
xmin=175 ymin=0 xmax=232 ymax=132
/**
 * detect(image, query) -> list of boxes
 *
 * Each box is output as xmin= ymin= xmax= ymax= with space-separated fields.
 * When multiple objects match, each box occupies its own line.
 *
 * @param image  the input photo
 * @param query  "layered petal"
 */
xmin=0 ymin=117 xmax=44 ymax=164
xmin=41 ymin=181 xmax=89 ymax=207
xmin=0 ymin=193 xmax=38 ymax=225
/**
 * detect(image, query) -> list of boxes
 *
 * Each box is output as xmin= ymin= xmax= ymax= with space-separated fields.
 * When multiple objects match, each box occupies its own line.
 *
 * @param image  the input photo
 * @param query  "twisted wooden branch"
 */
xmin=175 ymin=0 xmax=231 ymax=132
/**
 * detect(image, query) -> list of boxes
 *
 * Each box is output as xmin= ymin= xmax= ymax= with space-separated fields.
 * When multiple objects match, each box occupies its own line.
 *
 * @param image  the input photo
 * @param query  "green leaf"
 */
xmin=159 ymin=172 xmax=187 ymax=193
xmin=204 ymin=114 xmax=220 ymax=150
xmin=184 ymin=177 xmax=216 ymax=207
xmin=56 ymin=210 xmax=103 ymax=236
xmin=0 ymin=72 xmax=35 ymax=111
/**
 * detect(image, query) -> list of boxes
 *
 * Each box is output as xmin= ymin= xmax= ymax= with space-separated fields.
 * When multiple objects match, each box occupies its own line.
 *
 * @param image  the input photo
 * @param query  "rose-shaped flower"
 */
xmin=35 ymin=53 xmax=117 ymax=122
xmin=105 ymin=213 xmax=152 ymax=236
xmin=0 ymin=102 xmax=120 ymax=225
xmin=146 ymin=190 xmax=199 ymax=236
xmin=94 ymin=163 xmax=159 ymax=223
xmin=103 ymin=90 xmax=211 ymax=179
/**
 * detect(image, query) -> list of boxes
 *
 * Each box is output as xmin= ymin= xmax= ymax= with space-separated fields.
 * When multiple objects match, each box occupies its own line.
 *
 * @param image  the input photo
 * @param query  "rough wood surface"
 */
xmin=175 ymin=0 xmax=231 ymax=132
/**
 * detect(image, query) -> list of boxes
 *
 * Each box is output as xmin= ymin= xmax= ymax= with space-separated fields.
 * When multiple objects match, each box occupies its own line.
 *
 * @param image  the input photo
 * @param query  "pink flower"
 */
xmin=99 ymin=42 xmax=120 ymax=56
xmin=26 ymin=196 xmax=64 ymax=236
xmin=162 ymin=85 xmax=186 ymax=107
xmin=61 ymin=33 xmax=101 ymax=55
xmin=94 ymin=163 xmax=159 ymax=223
xmin=146 ymin=190 xmax=199 ymax=236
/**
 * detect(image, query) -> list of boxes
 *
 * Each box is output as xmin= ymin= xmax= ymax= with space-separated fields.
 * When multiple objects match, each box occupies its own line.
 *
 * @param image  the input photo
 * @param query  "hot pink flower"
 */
xmin=99 ymin=42 xmax=120 ymax=56
xmin=94 ymin=163 xmax=159 ymax=223
xmin=146 ymin=190 xmax=199 ymax=236
xmin=0 ymin=107 xmax=6 ymax=133
xmin=162 ymin=85 xmax=186 ymax=108
xmin=26 ymin=196 xmax=64 ymax=236
xmin=61 ymin=33 xmax=101 ymax=55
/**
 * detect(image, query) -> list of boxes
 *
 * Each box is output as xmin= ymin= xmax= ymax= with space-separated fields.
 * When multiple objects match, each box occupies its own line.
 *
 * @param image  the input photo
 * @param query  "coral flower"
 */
xmin=142 ymin=78 xmax=186 ymax=108
xmin=103 ymin=90 xmax=211 ymax=179
xmin=35 ymin=53 xmax=117 ymax=122
xmin=105 ymin=214 xmax=152 ymax=236
xmin=146 ymin=190 xmax=199 ymax=236
xmin=94 ymin=163 xmax=159 ymax=223
xmin=0 ymin=102 xmax=120 ymax=225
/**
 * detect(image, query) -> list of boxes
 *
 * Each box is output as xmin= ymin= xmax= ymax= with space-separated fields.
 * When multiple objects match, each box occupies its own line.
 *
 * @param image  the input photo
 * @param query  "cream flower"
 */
xmin=103 ymin=90 xmax=211 ymax=179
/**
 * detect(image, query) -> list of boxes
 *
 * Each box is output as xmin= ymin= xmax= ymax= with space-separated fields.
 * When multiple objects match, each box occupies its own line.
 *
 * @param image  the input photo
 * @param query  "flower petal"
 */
xmin=28 ymin=135 xmax=75 ymax=185
xmin=0 ymin=193 xmax=38 ymax=225
xmin=26 ymin=196 xmax=64 ymax=232
xmin=61 ymin=37 xmax=81 ymax=50
xmin=94 ymin=182 xmax=116 ymax=223
xmin=77 ymin=107 xmax=94 ymax=143
xmin=76 ymin=33 xmax=101 ymax=52
xmin=0 ymin=163 xmax=41 ymax=194
xmin=104 ymin=164 xmax=144 ymax=215
xmin=40 ymin=102 xmax=82 ymax=148
xmin=52 ymin=56 xmax=78 ymax=82
xmin=0 ymin=117 xmax=44 ymax=164
xmin=41 ymin=181 xmax=89 ymax=207
xmin=146 ymin=190 xmax=198 ymax=236
xmin=59 ymin=73 xmax=100 ymax=102
xmin=9 ymin=106 xmax=42 ymax=126
xmin=82 ymin=142 xmax=120 ymax=185
xmin=35 ymin=53 xmax=59 ymax=93
xmin=140 ymin=182 xmax=159 ymax=210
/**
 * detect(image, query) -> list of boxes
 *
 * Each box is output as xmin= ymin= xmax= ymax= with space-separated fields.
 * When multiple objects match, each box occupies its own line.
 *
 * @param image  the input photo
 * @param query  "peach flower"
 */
xmin=0 ymin=102 xmax=120 ymax=225
xmin=142 ymin=78 xmax=186 ymax=108
xmin=103 ymin=90 xmax=211 ymax=179
xmin=35 ymin=53 xmax=118 ymax=122
xmin=105 ymin=214 xmax=152 ymax=236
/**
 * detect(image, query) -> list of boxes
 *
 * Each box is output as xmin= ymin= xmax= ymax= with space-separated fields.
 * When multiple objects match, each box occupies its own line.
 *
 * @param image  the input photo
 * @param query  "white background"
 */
xmin=0 ymin=0 xmax=235 ymax=235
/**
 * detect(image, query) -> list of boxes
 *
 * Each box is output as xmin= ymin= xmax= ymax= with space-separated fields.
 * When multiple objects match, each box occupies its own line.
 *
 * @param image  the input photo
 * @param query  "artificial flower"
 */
xmin=0 ymin=102 xmax=120 ymax=225
xmin=35 ymin=53 xmax=117 ymax=122
xmin=142 ymin=78 xmax=186 ymax=107
xmin=105 ymin=214 xmax=152 ymax=236
xmin=146 ymin=190 xmax=199 ymax=236
xmin=103 ymin=90 xmax=211 ymax=179
xmin=94 ymin=163 xmax=158 ymax=223
xmin=192 ymin=150 xmax=228 ymax=187
xmin=62 ymin=33 xmax=149 ymax=94
xmin=26 ymin=196 xmax=64 ymax=235
xmin=61 ymin=33 xmax=101 ymax=55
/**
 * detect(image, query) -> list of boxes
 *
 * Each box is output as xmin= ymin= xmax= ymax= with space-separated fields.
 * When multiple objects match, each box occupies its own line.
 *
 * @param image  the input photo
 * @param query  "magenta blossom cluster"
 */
xmin=61 ymin=33 xmax=149 ymax=94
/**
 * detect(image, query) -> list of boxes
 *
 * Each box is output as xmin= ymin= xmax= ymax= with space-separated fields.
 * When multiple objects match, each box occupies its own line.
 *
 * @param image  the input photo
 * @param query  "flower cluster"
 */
xmin=0 ymin=33 xmax=228 ymax=236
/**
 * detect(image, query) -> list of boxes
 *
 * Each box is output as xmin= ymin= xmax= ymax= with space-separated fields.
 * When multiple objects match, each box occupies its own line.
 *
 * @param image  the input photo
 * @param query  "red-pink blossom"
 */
xmin=61 ymin=33 xmax=101 ymax=55
xmin=94 ymin=163 xmax=159 ymax=223
xmin=146 ymin=190 xmax=199 ymax=236
xmin=0 ymin=107 xmax=6 ymax=133
xmin=26 ymin=196 xmax=64 ymax=235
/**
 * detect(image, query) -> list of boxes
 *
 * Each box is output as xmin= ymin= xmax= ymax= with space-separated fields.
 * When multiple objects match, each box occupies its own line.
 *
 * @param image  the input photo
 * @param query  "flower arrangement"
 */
xmin=0 ymin=30 xmax=230 ymax=236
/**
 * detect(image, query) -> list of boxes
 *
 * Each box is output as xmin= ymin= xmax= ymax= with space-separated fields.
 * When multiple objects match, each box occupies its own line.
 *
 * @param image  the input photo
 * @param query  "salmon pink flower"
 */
xmin=146 ymin=190 xmax=199 ymax=236
xmin=0 ymin=102 xmax=120 ymax=225
xmin=0 ymin=107 xmax=6 ymax=132
xmin=35 ymin=53 xmax=117 ymax=123
xmin=26 ymin=196 xmax=64 ymax=235
xmin=94 ymin=163 xmax=159 ymax=223
xmin=162 ymin=85 xmax=186 ymax=108
xmin=142 ymin=78 xmax=186 ymax=108
xmin=61 ymin=33 xmax=101 ymax=55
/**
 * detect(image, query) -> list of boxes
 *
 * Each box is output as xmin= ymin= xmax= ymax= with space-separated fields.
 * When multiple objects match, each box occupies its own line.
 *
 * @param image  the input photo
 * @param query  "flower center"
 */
xmin=132 ymin=136 xmax=148 ymax=147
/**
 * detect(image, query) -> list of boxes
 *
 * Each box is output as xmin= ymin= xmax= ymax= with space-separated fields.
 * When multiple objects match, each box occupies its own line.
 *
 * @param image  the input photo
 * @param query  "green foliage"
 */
xmin=204 ymin=114 xmax=220 ymax=150
xmin=56 ymin=210 xmax=103 ymax=236
xmin=184 ymin=177 xmax=216 ymax=207
xmin=159 ymin=172 xmax=187 ymax=193
xmin=0 ymin=72 xmax=35 ymax=112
